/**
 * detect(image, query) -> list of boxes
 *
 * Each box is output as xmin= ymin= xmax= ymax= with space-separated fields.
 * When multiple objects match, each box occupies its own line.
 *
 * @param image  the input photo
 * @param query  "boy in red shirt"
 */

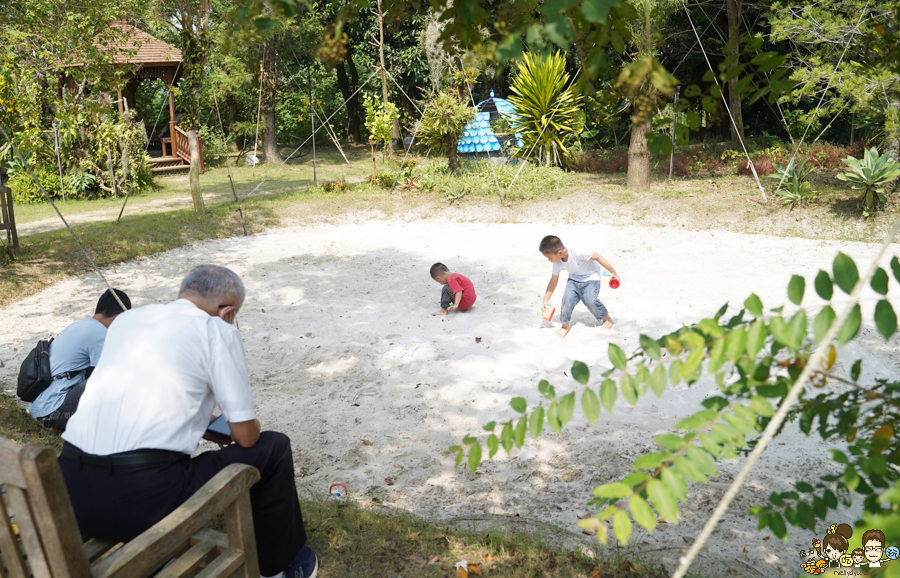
xmin=430 ymin=263 xmax=476 ymax=316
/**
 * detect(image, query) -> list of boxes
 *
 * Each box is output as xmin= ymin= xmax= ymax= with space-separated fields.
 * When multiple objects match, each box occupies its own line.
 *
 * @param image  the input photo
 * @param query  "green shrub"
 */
xmin=323 ymin=177 xmax=349 ymax=193
xmin=837 ymin=147 xmax=900 ymax=215
xmin=9 ymin=166 xmax=63 ymax=203
xmin=769 ymin=157 xmax=816 ymax=206
xmin=413 ymin=160 xmax=576 ymax=201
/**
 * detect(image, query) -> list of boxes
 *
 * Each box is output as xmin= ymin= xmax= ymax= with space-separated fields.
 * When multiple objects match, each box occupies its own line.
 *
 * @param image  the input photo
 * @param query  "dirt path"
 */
xmin=1 ymin=220 xmax=896 ymax=577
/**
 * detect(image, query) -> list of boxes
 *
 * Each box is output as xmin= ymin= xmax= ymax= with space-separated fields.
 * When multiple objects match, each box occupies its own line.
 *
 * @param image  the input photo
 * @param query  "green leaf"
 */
xmin=593 ymin=482 xmax=632 ymax=499
xmin=850 ymin=360 xmax=862 ymax=382
xmin=454 ymin=448 xmax=464 ymax=469
xmin=620 ymin=374 xmax=638 ymax=406
xmin=558 ymin=392 xmax=576 ymax=425
xmin=788 ymin=310 xmax=808 ymax=349
xmin=669 ymin=360 xmax=682 ymax=386
xmin=795 ymin=481 xmax=814 ymax=493
xmin=582 ymin=388 xmax=600 ymax=423
xmin=830 ymin=449 xmax=849 ymax=464
xmin=547 ymin=403 xmax=562 ymax=434
xmin=686 ymin=446 xmax=717 ymax=476
xmin=746 ymin=320 xmax=767 ymax=357
xmin=646 ymin=479 xmax=678 ymax=522
xmin=608 ymin=343 xmax=627 ymax=370
xmin=462 ymin=434 xmax=477 ymax=445
xmin=661 ymin=467 xmax=688 ymax=503
xmin=581 ymin=0 xmax=622 ymax=24
xmin=514 ymin=416 xmax=527 ymax=447
xmin=600 ymin=379 xmax=617 ymax=412
xmin=750 ymin=395 xmax=775 ymax=417
xmin=571 ymin=361 xmax=590 ymax=385
xmin=708 ymin=338 xmax=726 ymax=373
xmin=843 ymin=464 xmax=860 ymax=491
xmin=814 ymin=270 xmax=834 ymax=300
xmin=837 ymin=304 xmax=862 ymax=345
xmin=501 ymin=422 xmax=514 ymax=453
xmin=787 ymin=275 xmax=805 ymax=305
xmin=483 ymin=421 xmax=496 ymax=431
xmin=814 ymin=306 xmax=836 ymax=343
xmin=796 ymin=501 xmax=816 ymax=530
xmin=468 ymin=443 xmax=482 ymax=474
xmin=682 ymin=347 xmax=705 ymax=378
xmin=612 ymin=509 xmax=633 ymax=545
xmin=675 ymin=409 xmax=719 ymax=430
xmin=744 ymin=294 xmax=763 ymax=318
xmin=833 ymin=252 xmax=859 ymax=294
xmin=892 ymin=256 xmax=900 ymax=283
xmin=529 ymin=406 xmax=545 ymax=438
xmin=538 ymin=379 xmax=556 ymax=399
xmin=629 ymin=495 xmax=656 ymax=532
xmin=510 ymin=397 xmax=527 ymax=413
xmin=487 ymin=434 xmax=499 ymax=458
xmin=633 ymin=452 xmax=667 ymax=470
xmin=769 ymin=511 xmax=788 ymax=541
xmin=871 ymin=267 xmax=890 ymax=295
xmin=673 ymin=455 xmax=707 ymax=483
xmin=725 ymin=327 xmax=747 ymax=362
xmin=650 ymin=364 xmax=667 ymax=397
xmin=640 ymin=334 xmax=661 ymax=360
xmin=654 ymin=433 xmax=684 ymax=451
xmin=875 ymin=299 xmax=898 ymax=340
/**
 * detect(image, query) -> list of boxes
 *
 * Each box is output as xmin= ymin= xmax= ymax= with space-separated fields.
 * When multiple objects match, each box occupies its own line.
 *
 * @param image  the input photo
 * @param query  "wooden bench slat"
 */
xmin=194 ymin=549 xmax=243 ymax=578
xmin=6 ymin=485 xmax=52 ymax=578
xmin=84 ymin=539 xmax=120 ymax=563
xmin=154 ymin=538 xmax=218 ymax=578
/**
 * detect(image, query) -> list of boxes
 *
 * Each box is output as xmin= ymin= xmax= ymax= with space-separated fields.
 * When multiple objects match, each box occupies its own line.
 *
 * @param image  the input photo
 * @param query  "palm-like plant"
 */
xmin=507 ymin=51 xmax=582 ymax=167
xmin=415 ymin=91 xmax=476 ymax=173
xmin=836 ymin=147 xmax=900 ymax=214
xmin=768 ymin=158 xmax=815 ymax=206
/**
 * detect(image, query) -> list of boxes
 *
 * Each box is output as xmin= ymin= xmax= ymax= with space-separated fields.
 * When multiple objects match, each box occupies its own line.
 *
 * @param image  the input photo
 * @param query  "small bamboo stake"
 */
xmin=107 ymin=149 xmax=117 ymax=197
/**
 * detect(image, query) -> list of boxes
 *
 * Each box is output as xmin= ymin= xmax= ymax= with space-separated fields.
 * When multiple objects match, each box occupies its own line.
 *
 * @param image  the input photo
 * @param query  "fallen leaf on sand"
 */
xmin=698 ymin=500 xmax=709 ymax=508
xmin=743 ymin=547 xmax=748 ymax=553
xmin=362 ymin=439 xmax=373 ymax=446
xmin=456 ymin=567 xmax=468 ymax=578
xmin=468 ymin=563 xmax=483 ymax=576
xmin=620 ymin=560 xmax=637 ymax=572
xmin=579 ymin=512 xmax=593 ymax=520
xmin=591 ymin=570 xmax=603 ymax=578
xmin=657 ymin=519 xmax=668 ymax=524
xmin=351 ymin=403 xmax=360 ymax=407
xmin=763 ymin=536 xmax=770 ymax=541
xmin=409 ymin=554 xmax=426 ymax=566
xmin=428 ymin=554 xmax=440 ymax=564
xmin=384 ymin=477 xmax=394 ymax=486
xmin=483 ymin=554 xmax=493 ymax=563
xmin=475 ymin=337 xmax=482 ymax=343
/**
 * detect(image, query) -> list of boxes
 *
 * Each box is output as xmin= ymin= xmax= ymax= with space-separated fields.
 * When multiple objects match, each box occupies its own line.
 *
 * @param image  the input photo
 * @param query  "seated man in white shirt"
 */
xmin=29 ymin=289 xmax=131 ymax=430
xmin=60 ymin=265 xmax=317 ymax=578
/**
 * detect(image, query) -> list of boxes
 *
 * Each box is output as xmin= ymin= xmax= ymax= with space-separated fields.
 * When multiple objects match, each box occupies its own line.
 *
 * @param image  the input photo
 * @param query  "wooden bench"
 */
xmin=0 ymin=436 xmax=261 ymax=578
xmin=0 ymin=183 xmax=18 ymax=252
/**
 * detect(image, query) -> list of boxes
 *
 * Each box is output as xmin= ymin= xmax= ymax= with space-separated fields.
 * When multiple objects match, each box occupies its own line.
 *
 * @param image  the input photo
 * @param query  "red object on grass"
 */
xmin=609 ymin=278 xmax=620 ymax=289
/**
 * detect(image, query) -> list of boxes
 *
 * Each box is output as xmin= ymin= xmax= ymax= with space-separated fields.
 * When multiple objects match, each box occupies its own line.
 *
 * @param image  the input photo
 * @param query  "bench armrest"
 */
xmin=92 ymin=463 xmax=260 ymax=578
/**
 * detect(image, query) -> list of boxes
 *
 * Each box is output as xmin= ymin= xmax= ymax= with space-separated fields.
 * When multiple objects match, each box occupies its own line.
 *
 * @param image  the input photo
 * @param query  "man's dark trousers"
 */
xmin=59 ymin=432 xmax=306 ymax=576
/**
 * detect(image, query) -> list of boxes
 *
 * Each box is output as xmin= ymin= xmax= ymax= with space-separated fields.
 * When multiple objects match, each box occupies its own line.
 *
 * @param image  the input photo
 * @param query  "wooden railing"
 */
xmin=160 ymin=124 xmax=204 ymax=172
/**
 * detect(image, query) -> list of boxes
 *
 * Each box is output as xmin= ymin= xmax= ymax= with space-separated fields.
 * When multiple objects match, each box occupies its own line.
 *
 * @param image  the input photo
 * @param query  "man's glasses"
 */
xmin=865 ymin=546 xmax=884 ymax=552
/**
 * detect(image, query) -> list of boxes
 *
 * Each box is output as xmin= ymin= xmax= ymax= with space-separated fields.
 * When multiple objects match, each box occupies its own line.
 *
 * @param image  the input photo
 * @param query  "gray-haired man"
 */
xmin=61 ymin=265 xmax=318 ymax=578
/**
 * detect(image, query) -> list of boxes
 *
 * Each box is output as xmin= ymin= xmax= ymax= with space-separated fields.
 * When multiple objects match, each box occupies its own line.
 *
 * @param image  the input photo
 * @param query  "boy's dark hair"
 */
xmin=852 ymin=548 xmax=864 ymax=557
xmin=862 ymin=529 xmax=885 ymax=547
xmin=95 ymin=289 xmax=131 ymax=317
xmin=539 ymin=235 xmax=565 ymax=254
xmin=430 ymin=263 xmax=450 ymax=278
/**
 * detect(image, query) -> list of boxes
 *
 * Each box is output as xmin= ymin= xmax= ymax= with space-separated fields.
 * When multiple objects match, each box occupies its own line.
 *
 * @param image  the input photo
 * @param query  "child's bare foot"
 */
xmin=601 ymin=316 xmax=614 ymax=329
xmin=556 ymin=324 xmax=570 ymax=338
xmin=432 ymin=309 xmax=448 ymax=316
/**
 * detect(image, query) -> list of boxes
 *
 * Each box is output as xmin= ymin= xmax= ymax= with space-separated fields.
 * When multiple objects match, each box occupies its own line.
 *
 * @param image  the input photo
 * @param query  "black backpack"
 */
xmin=17 ymin=339 xmax=55 ymax=402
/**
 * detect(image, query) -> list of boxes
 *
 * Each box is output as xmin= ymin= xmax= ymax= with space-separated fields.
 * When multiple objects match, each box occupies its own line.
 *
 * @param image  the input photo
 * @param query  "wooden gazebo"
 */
xmin=64 ymin=22 xmax=202 ymax=174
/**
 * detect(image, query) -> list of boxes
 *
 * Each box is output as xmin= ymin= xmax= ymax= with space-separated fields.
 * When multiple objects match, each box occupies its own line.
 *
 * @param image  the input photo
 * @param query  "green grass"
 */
xmin=0 ymin=395 xmax=63 ymax=452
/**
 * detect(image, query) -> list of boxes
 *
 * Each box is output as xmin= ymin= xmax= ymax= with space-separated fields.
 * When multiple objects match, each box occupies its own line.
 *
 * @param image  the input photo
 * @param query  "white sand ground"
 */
xmin=1 ymin=220 xmax=898 ymax=577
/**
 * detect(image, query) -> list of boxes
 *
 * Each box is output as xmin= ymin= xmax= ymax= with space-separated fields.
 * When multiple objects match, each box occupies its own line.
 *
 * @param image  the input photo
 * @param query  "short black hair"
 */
xmin=539 ymin=235 xmax=565 ymax=254
xmin=430 ymin=262 xmax=450 ymax=278
xmin=95 ymin=289 xmax=131 ymax=317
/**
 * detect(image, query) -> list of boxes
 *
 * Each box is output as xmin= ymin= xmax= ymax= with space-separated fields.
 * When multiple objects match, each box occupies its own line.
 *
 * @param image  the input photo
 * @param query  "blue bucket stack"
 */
xmin=457 ymin=90 xmax=524 ymax=154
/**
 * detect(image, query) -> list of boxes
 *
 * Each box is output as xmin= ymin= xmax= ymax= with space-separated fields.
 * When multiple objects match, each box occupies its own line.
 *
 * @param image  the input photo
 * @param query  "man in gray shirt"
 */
xmin=29 ymin=289 xmax=131 ymax=430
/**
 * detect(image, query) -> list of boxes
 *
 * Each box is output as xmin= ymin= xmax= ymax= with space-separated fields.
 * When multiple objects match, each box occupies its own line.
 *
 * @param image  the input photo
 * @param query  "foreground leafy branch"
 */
xmin=451 ymin=252 xmax=900 ymax=549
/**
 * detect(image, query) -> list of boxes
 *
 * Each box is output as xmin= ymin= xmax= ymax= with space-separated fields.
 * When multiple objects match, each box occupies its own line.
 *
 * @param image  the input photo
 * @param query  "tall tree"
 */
xmin=260 ymin=35 xmax=282 ymax=163
xmin=725 ymin=0 xmax=745 ymax=144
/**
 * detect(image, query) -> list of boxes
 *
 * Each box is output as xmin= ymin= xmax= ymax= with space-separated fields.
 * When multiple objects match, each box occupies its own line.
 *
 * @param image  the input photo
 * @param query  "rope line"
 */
xmin=211 ymin=81 xmax=248 ymax=236
xmin=684 ymin=6 xmax=767 ymax=201
xmin=244 ymin=70 xmax=380 ymax=199
xmin=0 ymin=124 xmax=128 ymax=312
xmin=388 ymin=100 xmax=430 ymax=193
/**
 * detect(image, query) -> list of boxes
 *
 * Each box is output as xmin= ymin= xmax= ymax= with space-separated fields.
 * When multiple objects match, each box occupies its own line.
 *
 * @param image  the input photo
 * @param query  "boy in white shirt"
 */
xmin=539 ymin=235 xmax=620 ymax=338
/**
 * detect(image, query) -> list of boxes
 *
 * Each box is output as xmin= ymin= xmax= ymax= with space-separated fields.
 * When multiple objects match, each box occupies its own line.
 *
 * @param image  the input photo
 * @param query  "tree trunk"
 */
xmin=336 ymin=55 xmax=362 ymax=143
xmin=260 ymin=38 xmax=282 ymax=164
xmin=375 ymin=0 xmax=401 ymax=145
xmin=627 ymin=117 xmax=652 ymax=190
xmin=725 ymin=0 xmax=745 ymax=145
xmin=227 ymin=96 xmax=239 ymax=152
xmin=448 ymin=134 xmax=460 ymax=173
xmin=188 ymin=129 xmax=205 ymax=212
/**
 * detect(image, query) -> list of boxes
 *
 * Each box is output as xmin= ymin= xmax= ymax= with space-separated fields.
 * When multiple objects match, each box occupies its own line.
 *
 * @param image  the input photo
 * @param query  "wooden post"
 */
xmin=0 ymin=176 xmax=18 ymax=252
xmin=168 ymin=69 xmax=176 ymax=159
xmin=116 ymin=89 xmax=124 ymax=115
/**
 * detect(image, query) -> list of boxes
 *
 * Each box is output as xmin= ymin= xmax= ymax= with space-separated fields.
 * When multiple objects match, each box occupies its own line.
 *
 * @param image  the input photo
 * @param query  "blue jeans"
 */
xmin=560 ymin=279 xmax=608 ymax=325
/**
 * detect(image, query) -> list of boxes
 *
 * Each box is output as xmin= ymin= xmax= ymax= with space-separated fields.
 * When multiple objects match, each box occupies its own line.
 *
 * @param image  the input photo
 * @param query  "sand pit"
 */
xmin=1 ymin=220 xmax=898 ymax=577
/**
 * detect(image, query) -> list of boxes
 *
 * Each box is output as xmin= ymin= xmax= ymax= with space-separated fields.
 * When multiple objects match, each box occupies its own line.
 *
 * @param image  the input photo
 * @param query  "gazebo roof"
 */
xmin=97 ymin=22 xmax=182 ymax=67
